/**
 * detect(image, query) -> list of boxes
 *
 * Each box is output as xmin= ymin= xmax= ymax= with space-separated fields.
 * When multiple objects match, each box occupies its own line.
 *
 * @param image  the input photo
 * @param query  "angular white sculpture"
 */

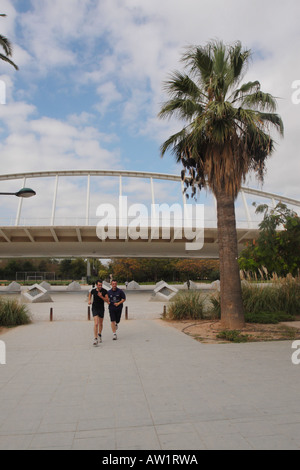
xmin=183 ymin=280 xmax=198 ymax=290
xmin=151 ymin=281 xmax=178 ymax=302
xmin=40 ymin=281 xmax=51 ymax=291
xmin=211 ymin=280 xmax=220 ymax=291
xmin=127 ymin=281 xmax=140 ymax=290
xmin=66 ymin=281 xmax=81 ymax=292
xmin=102 ymin=281 xmax=111 ymax=291
xmin=5 ymin=281 xmax=21 ymax=293
xmin=22 ymin=284 xmax=53 ymax=303
xmin=155 ymin=280 xmax=165 ymax=289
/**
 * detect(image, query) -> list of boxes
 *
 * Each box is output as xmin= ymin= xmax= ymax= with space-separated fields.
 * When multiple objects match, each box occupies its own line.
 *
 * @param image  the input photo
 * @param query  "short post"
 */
xmin=88 ymin=306 xmax=91 ymax=321
xmin=125 ymin=306 xmax=128 ymax=320
xmin=50 ymin=308 xmax=53 ymax=322
xmin=163 ymin=305 xmax=167 ymax=317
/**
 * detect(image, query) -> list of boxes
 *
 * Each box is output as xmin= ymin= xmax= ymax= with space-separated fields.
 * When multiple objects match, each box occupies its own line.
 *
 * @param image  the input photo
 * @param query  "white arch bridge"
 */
xmin=0 ymin=170 xmax=299 ymax=259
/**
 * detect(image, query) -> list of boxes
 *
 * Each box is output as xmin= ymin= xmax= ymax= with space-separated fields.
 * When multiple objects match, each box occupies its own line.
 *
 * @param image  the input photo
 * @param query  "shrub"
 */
xmin=217 ymin=330 xmax=250 ymax=343
xmin=166 ymin=291 xmax=206 ymax=320
xmin=276 ymin=275 xmax=300 ymax=316
xmin=245 ymin=311 xmax=294 ymax=324
xmin=242 ymin=276 xmax=300 ymax=317
xmin=165 ymin=275 xmax=300 ymax=324
xmin=0 ymin=298 xmax=32 ymax=327
xmin=209 ymin=294 xmax=221 ymax=319
xmin=208 ymin=275 xmax=300 ymax=324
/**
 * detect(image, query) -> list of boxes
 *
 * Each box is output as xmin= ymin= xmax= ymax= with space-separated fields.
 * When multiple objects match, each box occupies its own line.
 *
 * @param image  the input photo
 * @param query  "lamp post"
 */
xmin=0 ymin=188 xmax=36 ymax=198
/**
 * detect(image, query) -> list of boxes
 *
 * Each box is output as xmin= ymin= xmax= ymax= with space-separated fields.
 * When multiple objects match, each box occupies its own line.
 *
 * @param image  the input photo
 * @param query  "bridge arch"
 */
xmin=0 ymin=170 xmax=299 ymax=259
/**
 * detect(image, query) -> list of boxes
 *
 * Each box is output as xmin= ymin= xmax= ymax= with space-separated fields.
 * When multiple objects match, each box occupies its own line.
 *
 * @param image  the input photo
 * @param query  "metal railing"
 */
xmin=0 ymin=170 xmax=298 ymax=230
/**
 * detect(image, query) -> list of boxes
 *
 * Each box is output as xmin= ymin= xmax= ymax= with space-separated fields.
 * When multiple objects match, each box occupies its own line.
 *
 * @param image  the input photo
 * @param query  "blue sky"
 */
xmin=0 ymin=0 xmax=300 ymax=223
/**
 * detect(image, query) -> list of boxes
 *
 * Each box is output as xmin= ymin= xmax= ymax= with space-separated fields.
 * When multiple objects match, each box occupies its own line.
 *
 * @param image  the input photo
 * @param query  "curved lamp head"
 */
xmin=15 ymin=188 xmax=36 ymax=198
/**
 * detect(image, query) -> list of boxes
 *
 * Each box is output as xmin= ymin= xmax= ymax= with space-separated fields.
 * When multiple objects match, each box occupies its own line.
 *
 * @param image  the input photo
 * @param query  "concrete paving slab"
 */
xmin=0 ymin=290 xmax=300 ymax=450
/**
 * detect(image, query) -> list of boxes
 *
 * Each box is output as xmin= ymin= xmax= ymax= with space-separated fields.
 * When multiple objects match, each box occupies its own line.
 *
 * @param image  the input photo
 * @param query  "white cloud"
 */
xmin=0 ymin=0 xmax=299 ymax=203
xmin=18 ymin=0 xmax=86 ymax=72
xmin=95 ymin=82 xmax=123 ymax=115
xmin=0 ymin=98 xmax=120 ymax=174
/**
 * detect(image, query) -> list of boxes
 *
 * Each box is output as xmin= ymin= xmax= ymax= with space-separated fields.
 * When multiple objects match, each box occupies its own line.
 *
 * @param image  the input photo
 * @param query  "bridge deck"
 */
xmin=0 ymin=170 xmax=297 ymax=258
xmin=0 ymin=226 xmax=259 ymax=258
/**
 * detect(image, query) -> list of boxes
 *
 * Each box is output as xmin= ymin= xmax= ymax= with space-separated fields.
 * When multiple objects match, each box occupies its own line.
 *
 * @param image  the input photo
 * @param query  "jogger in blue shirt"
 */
xmin=108 ymin=280 xmax=126 ymax=340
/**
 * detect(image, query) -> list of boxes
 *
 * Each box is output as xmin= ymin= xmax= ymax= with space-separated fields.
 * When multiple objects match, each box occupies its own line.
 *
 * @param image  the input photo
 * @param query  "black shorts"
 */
xmin=92 ymin=305 xmax=104 ymax=318
xmin=109 ymin=307 xmax=122 ymax=324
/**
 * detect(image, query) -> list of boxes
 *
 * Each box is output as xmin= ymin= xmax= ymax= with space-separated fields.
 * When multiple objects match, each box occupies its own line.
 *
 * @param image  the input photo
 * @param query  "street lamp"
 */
xmin=0 ymin=188 xmax=36 ymax=198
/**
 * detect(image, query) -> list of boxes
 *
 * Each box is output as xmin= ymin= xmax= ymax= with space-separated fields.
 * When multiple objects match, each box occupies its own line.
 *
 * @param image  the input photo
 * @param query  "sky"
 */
xmin=0 ymin=0 xmax=299 ymax=225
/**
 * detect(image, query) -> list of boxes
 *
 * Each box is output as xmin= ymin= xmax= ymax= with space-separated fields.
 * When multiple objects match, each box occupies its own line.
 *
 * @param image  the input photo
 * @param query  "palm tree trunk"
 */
xmin=215 ymin=190 xmax=245 ymax=329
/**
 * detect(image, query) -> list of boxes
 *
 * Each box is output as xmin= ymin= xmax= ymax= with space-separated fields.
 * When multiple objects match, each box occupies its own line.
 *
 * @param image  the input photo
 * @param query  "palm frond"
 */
xmin=230 ymin=80 xmax=261 ymax=102
xmin=0 ymin=34 xmax=13 ymax=57
xmin=163 ymin=71 xmax=196 ymax=96
xmin=182 ymin=45 xmax=214 ymax=85
xmin=257 ymin=112 xmax=284 ymax=136
xmin=0 ymin=53 xmax=18 ymax=70
xmin=160 ymin=127 xmax=190 ymax=160
xmin=241 ymin=91 xmax=278 ymax=112
xmin=0 ymin=15 xmax=19 ymax=70
xmin=159 ymin=98 xmax=203 ymax=121
xmin=228 ymin=42 xmax=251 ymax=85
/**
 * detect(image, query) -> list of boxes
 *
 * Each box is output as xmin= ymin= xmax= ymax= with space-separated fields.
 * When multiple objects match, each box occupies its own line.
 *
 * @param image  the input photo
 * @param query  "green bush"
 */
xmin=242 ymin=279 xmax=300 ymax=317
xmin=245 ymin=311 xmax=294 ymax=324
xmin=0 ymin=298 xmax=32 ymax=327
xmin=217 ymin=330 xmax=250 ymax=343
xmin=166 ymin=291 xmax=206 ymax=320
xmin=209 ymin=295 xmax=221 ymax=319
xmin=276 ymin=277 xmax=300 ymax=316
xmin=209 ymin=276 xmax=300 ymax=323
xmin=165 ymin=276 xmax=300 ymax=324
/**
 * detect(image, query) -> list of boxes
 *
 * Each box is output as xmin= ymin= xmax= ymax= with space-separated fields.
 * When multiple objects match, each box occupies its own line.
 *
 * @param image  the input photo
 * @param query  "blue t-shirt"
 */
xmin=108 ymin=287 xmax=126 ymax=311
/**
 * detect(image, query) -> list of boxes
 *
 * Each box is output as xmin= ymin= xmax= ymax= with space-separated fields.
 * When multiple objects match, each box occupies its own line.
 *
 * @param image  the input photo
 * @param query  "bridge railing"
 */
xmin=0 ymin=216 xmax=261 ymax=230
xmin=0 ymin=170 xmax=298 ymax=231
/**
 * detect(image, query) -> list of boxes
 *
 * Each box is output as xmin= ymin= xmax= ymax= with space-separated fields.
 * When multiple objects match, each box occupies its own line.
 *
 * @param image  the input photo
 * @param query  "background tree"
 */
xmin=0 ymin=14 xmax=18 ymax=70
xmin=95 ymin=260 xmax=109 ymax=281
xmin=3 ymin=260 xmax=20 ymax=280
xmin=239 ymin=203 xmax=300 ymax=277
xmin=175 ymin=259 xmax=219 ymax=281
xmin=108 ymin=258 xmax=219 ymax=283
xmin=71 ymin=259 xmax=87 ymax=279
xmin=158 ymin=40 xmax=283 ymax=328
xmin=58 ymin=259 xmax=73 ymax=279
xmin=109 ymin=259 xmax=141 ymax=283
xmin=58 ymin=258 xmax=87 ymax=280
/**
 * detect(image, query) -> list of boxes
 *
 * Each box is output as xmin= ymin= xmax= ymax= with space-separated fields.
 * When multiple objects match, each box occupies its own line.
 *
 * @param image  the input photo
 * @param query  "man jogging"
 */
xmin=88 ymin=280 xmax=109 ymax=346
xmin=108 ymin=280 xmax=126 ymax=340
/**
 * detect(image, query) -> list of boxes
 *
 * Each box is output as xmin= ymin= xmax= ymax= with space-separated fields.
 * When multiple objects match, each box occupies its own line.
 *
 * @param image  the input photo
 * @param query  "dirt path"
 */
xmin=160 ymin=319 xmax=300 ymax=343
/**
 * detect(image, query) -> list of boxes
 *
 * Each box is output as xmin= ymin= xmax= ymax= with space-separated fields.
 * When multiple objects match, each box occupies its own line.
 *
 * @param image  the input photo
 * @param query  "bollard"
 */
xmin=50 ymin=308 xmax=53 ymax=322
xmin=125 ymin=306 xmax=128 ymax=320
xmin=88 ymin=306 xmax=91 ymax=321
xmin=163 ymin=305 xmax=167 ymax=317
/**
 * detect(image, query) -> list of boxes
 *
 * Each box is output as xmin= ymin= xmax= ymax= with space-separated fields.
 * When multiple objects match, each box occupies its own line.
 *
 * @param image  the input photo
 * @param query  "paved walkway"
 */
xmin=0 ymin=291 xmax=300 ymax=450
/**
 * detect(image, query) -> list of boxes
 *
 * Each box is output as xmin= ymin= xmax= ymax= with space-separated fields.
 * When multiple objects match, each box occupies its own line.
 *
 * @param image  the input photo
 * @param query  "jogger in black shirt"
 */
xmin=88 ymin=280 xmax=109 ymax=346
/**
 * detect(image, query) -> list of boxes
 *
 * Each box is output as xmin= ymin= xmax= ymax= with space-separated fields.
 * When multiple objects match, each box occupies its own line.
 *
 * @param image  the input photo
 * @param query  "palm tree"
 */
xmin=158 ymin=40 xmax=283 ymax=329
xmin=0 ymin=14 xmax=18 ymax=70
